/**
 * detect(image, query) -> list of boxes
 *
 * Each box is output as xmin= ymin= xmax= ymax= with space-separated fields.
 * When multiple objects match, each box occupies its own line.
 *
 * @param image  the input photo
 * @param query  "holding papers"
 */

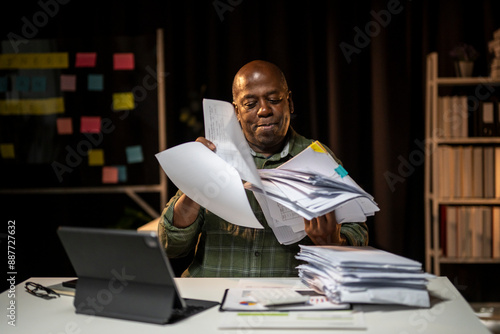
xmin=155 ymin=99 xmax=379 ymax=244
xmin=245 ymin=141 xmax=379 ymax=223
xmin=296 ymin=246 xmax=435 ymax=308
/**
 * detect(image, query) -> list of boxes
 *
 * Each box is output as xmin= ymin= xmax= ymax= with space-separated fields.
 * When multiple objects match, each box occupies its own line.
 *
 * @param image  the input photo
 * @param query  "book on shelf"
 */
xmin=440 ymin=205 xmax=498 ymax=259
xmin=484 ymin=147 xmax=495 ymax=198
xmin=472 ymin=146 xmax=484 ymax=198
xmin=494 ymin=207 xmax=500 ymax=258
xmin=482 ymin=207 xmax=492 ymax=258
xmin=461 ymin=146 xmax=473 ymax=198
xmin=456 ymin=206 xmax=471 ymax=258
xmin=496 ymin=147 xmax=500 ymax=198
xmin=453 ymin=146 xmax=463 ymax=198
xmin=437 ymin=145 xmax=497 ymax=199
xmin=438 ymin=95 xmax=468 ymax=138
xmin=471 ymin=207 xmax=483 ymax=258
xmin=445 ymin=206 xmax=457 ymax=257
xmin=438 ymin=95 xmax=500 ymax=138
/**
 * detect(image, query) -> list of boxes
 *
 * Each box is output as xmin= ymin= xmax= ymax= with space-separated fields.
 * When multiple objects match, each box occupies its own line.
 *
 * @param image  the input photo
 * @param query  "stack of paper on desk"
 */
xmin=155 ymin=99 xmax=379 ymax=245
xmin=296 ymin=245 xmax=435 ymax=308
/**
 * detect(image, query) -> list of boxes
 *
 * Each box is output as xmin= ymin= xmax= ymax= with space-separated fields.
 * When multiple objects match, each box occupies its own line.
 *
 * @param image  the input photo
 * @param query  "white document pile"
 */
xmin=296 ymin=245 xmax=435 ymax=308
xmin=245 ymin=141 xmax=379 ymax=223
xmin=155 ymin=98 xmax=379 ymax=245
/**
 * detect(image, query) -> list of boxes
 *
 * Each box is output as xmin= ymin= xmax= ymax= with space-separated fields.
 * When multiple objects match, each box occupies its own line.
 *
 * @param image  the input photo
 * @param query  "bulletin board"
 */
xmin=0 ymin=30 xmax=167 ymax=217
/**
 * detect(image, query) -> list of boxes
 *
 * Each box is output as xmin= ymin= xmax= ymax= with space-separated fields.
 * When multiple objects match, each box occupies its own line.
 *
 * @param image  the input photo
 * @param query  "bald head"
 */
xmin=231 ymin=60 xmax=293 ymax=156
xmin=232 ymin=60 xmax=288 ymax=101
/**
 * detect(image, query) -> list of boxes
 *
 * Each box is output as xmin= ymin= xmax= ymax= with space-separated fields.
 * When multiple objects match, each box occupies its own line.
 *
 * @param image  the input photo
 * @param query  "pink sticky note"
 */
xmin=60 ymin=74 xmax=76 ymax=91
xmin=113 ymin=53 xmax=135 ymax=70
xmin=80 ymin=116 xmax=101 ymax=133
xmin=102 ymin=166 xmax=119 ymax=184
xmin=75 ymin=52 xmax=97 ymax=67
xmin=56 ymin=117 xmax=73 ymax=135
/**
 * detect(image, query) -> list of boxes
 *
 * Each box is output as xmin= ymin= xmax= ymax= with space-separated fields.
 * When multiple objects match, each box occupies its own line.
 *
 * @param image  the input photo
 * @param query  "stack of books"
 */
xmin=488 ymin=28 xmax=500 ymax=78
xmin=296 ymin=245 xmax=435 ymax=308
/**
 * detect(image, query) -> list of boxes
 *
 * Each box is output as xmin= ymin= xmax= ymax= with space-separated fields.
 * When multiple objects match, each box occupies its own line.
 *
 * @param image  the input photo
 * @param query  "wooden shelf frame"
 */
xmin=425 ymin=52 xmax=500 ymax=275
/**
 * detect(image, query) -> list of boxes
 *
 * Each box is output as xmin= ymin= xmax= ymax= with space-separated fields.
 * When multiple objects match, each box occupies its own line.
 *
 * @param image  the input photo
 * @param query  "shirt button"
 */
xmin=254 ymin=252 xmax=260 ymax=257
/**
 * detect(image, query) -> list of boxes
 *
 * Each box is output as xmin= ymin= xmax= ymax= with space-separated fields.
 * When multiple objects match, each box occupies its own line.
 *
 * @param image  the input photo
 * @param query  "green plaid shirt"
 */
xmin=159 ymin=129 xmax=369 ymax=277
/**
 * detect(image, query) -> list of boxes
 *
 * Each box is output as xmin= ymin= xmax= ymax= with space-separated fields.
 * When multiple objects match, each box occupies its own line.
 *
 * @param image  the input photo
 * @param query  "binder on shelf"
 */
xmin=477 ymin=101 xmax=496 ymax=137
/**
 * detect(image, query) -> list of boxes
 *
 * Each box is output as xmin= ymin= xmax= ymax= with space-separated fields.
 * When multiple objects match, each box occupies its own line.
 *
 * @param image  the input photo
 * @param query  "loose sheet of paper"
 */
xmin=203 ymin=98 xmax=263 ymax=187
xmin=155 ymin=142 xmax=263 ymax=229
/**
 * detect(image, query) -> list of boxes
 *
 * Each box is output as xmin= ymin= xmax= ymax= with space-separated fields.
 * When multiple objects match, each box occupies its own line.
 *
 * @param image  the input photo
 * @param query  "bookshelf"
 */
xmin=425 ymin=52 xmax=500 ymax=275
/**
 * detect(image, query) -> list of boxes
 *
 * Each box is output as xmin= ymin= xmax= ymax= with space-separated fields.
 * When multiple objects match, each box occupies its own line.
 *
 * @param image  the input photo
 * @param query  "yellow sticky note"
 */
xmin=88 ymin=149 xmax=104 ymax=166
xmin=0 ymin=97 xmax=65 ymax=115
xmin=0 ymin=53 xmax=69 ymax=69
xmin=0 ymin=143 xmax=15 ymax=158
xmin=112 ymin=92 xmax=135 ymax=110
xmin=309 ymin=141 xmax=327 ymax=153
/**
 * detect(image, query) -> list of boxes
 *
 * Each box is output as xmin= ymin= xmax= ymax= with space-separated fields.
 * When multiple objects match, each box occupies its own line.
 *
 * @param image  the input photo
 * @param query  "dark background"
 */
xmin=1 ymin=0 xmax=499 ymax=302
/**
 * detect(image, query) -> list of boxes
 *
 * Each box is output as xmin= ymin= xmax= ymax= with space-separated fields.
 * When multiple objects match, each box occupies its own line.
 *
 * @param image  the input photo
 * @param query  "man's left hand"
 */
xmin=304 ymin=211 xmax=346 ymax=246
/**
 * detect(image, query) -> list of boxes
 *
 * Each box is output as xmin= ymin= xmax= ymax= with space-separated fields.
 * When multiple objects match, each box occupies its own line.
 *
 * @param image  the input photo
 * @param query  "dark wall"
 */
xmin=1 ymin=0 xmax=500 ymax=300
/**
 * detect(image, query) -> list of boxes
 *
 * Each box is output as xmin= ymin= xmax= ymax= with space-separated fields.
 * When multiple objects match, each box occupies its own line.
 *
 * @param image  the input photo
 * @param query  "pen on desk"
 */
xmin=265 ymin=301 xmax=312 ymax=308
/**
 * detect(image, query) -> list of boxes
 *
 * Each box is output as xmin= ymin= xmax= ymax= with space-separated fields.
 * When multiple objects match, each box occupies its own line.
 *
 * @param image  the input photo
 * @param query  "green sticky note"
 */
xmin=87 ymin=74 xmax=103 ymax=91
xmin=126 ymin=145 xmax=143 ymax=164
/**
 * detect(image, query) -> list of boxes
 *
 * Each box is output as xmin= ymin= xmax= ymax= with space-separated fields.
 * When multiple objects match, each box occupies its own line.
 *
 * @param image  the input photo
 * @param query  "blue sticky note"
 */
xmin=126 ymin=145 xmax=144 ymax=164
xmin=115 ymin=165 xmax=127 ymax=182
xmin=0 ymin=76 xmax=7 ymax=92
xmin=14 ymin=76 xmax=30 ymax=92
xmin=335 ymin=165 xmax=348 ymax=178
xmin=87 ymin=74 xmax=104 ymax=91
xmin=31 ymin=76 xmax=47 ymax=92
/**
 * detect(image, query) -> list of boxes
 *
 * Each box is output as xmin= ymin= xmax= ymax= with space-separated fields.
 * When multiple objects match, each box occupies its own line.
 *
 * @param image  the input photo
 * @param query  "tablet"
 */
xmin=57 ymin=226 xmax=218 ymax=324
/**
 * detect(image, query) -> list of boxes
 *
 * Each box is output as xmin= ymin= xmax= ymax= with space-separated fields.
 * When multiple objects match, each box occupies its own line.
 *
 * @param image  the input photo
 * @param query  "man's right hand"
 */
xmin=172 ymin=137 xmax=216 ymax=228
xmin=195 ymin=137 xmax=216 ymax=152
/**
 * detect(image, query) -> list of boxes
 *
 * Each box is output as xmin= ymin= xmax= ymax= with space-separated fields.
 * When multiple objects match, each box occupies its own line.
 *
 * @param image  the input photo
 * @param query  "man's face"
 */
xmin=233 ymin=68 xmax=292 ymax=155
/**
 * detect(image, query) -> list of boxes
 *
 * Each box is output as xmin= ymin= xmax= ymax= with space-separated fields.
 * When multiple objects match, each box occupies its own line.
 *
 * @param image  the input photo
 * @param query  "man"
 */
xmin=159 ymin=60 xmax=368 ymax=277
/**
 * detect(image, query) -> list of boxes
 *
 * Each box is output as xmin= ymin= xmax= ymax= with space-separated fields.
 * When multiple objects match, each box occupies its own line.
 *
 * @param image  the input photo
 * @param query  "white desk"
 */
xmin=0 ymin=277 xmax=489 ymax=334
